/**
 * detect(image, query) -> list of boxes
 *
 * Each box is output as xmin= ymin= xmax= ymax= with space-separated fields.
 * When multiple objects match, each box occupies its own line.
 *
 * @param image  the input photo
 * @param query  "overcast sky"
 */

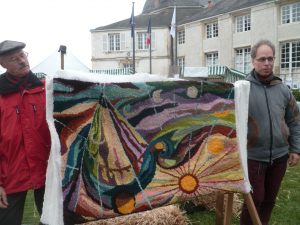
xmin=0 ymin=0 xmax=146 ymax=69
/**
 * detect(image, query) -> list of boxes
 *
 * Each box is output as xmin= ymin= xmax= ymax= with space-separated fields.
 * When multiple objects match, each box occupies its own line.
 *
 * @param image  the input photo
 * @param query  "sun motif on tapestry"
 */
xmin=51 ymin=76 xmax=248 ymax=223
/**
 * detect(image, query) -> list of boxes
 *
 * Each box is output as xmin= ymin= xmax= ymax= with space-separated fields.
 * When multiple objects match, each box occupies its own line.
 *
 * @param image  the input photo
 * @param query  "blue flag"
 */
xmin=130 ymin=4 xmax=135 ymax=38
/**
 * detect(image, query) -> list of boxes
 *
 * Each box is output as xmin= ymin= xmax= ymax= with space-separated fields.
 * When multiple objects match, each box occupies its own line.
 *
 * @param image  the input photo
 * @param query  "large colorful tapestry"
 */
xmin=41 ymin=71 xmax=250 ymax=225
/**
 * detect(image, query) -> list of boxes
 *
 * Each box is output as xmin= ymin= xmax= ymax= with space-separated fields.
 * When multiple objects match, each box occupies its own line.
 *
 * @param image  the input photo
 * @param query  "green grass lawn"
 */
xmin=22 ymin=165 xmax=300 ymax=225
xmin=187 ymin=164 xmax=300 ymax=225
xmin=22 ymin=190 xmax=40 ymax=225
xmin=269 ymin=164 xmax=300 ymax=225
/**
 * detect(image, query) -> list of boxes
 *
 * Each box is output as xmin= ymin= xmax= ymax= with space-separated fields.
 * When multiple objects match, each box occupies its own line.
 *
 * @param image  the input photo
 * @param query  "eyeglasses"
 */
xmin=6 ymin=52 xmax=28 ymax=64
xmin=255 ymin=57 xmax=275 ymax=63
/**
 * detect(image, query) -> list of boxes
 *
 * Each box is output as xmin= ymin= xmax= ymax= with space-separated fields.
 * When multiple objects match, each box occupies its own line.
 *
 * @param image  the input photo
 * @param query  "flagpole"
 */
xmin=131 ymin=2 xmax=136 ymax=74
xmin=174 ymin=6 xmax=177 ymax=71
xmin=170 ymin=35 xmax=174 ymax=66
xmin=149 ymin=16 xmax=152 ymax=74
xmin=132 ymin=2 xmax=136 ymax=74
xmin=170 ymin=3 xmax=177 ymax=74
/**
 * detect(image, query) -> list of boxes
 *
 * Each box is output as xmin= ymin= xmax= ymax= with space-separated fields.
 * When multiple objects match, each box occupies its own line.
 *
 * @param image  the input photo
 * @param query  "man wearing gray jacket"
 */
xmin=240 ymin=40 xmax=300 ymax=225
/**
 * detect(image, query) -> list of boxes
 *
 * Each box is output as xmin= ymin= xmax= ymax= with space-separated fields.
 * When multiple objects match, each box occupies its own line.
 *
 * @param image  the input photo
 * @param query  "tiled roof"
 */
xmin=181 ymin=0 xmax=273 ymax=24
xmin=142 ymin=0 xmax=209 ymax=13
xmin=91 ymin=8 xmax=202 ymax=31
xmin=91 ymin=0 xmax=273 ymax=32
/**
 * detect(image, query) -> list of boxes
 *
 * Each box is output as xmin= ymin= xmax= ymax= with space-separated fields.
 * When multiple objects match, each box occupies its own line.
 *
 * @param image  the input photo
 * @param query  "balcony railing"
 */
xmin=90 ymin=67 xmax=133 ymax=75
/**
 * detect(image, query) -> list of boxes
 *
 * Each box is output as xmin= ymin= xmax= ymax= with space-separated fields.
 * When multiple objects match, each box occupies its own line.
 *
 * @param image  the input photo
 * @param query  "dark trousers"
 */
xmin=0 ymin=187 xmax=45 ymax=225
xmin=240 ymin=157 xmax=288 ymax=225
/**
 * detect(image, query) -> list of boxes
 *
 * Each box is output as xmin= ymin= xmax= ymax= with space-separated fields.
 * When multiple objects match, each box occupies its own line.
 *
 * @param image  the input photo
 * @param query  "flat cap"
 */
xmin=0 ymin=40 xmax=26 ymax=56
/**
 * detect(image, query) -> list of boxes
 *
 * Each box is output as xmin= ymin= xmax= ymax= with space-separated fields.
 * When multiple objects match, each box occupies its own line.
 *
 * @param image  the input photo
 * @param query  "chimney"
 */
xmin=207 ymin=0 xmax=213 ymax=8
xmin=58 ymin=45 xmax=67 ymax=70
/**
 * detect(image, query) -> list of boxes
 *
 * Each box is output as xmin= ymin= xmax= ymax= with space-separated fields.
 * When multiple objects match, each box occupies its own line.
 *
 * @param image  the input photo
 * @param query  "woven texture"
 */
xmin=43 ymin=73 xmax=249 ymax=224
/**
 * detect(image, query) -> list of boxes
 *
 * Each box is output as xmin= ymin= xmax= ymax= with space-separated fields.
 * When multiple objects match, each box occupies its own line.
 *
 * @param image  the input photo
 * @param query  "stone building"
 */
xmin=90 ymin=0 xmax=300 ymax=86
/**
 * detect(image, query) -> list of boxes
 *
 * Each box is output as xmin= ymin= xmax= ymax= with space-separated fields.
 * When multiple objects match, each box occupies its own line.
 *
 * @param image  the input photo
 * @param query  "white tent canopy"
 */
xmin=32 ymin=51 xmax=90 ymax=76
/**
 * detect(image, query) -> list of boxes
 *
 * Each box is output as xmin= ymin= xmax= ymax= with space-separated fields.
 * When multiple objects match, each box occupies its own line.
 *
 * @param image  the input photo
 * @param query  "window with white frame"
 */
xmin=137 ymin=32 xmax=149 ymax=50
xmin=206 ymin=22 xmax=218 ymax=38
xmin=282 ymin=2 xmax=300 ymax=24
xmin=178 ymin=30 xmax=185 ymax=45
xmin=177 ymin=57 xmax=185 ymax=70
xmin=206 ymin=52 xmax=219 ymax=67
xmin=177 ymin=57 xmax=185 ymax=76
xmin=108 ymin=33 xmax=120 ymax=51
xmin=235 ymin=47 xmax=251 ymax=73
xmin=236 ymin=14 xmax=251 ymax=32
xmin=280 ymin=40 xmax=300 ymax=69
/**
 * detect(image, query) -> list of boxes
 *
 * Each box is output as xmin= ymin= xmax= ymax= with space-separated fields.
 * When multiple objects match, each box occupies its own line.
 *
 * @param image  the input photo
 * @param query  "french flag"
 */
xmin=146 ymin=16 xmax=151 ymax=46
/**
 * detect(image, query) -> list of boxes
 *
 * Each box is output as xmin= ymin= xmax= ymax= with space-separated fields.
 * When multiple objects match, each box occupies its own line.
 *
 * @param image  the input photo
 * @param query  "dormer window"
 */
xmin=235 ymin=14 xmax=251 ymax=32
xmin=206 ymin=22 xmax=218 ymax=38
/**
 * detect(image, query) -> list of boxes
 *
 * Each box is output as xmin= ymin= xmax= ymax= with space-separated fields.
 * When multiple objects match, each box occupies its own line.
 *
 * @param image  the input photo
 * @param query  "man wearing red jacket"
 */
xmin=0 ymin=40 xmax=51 ymax=225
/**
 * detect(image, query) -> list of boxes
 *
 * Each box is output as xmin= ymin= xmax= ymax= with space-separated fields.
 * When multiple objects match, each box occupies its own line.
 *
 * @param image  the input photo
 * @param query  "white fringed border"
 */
xmin=234 ymin=80 xmax=251 ymax=193
xmin=41 ymin=71 xmax=251 ymax=225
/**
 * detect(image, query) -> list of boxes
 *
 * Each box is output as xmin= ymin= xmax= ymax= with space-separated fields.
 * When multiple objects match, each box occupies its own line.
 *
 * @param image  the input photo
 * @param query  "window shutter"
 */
xmin=151 ymin=32 xmax=156 ymax=49
xmin=103 ymin=34 xmax=108 ymax=52
xmin=125 ymin=33 xmax=131 ymax=50
xmin=121 ymin=33 xmax=126 ymax=51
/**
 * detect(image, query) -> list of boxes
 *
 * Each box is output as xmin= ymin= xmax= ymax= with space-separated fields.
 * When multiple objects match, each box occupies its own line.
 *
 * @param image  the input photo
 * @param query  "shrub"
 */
xmin=292 ymin=89 xmax=300 ymax=101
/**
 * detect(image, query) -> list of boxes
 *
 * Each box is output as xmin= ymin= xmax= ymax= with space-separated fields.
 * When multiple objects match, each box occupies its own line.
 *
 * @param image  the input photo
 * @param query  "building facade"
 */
xmin=90 ymin=0 xmax=300 ymax=86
